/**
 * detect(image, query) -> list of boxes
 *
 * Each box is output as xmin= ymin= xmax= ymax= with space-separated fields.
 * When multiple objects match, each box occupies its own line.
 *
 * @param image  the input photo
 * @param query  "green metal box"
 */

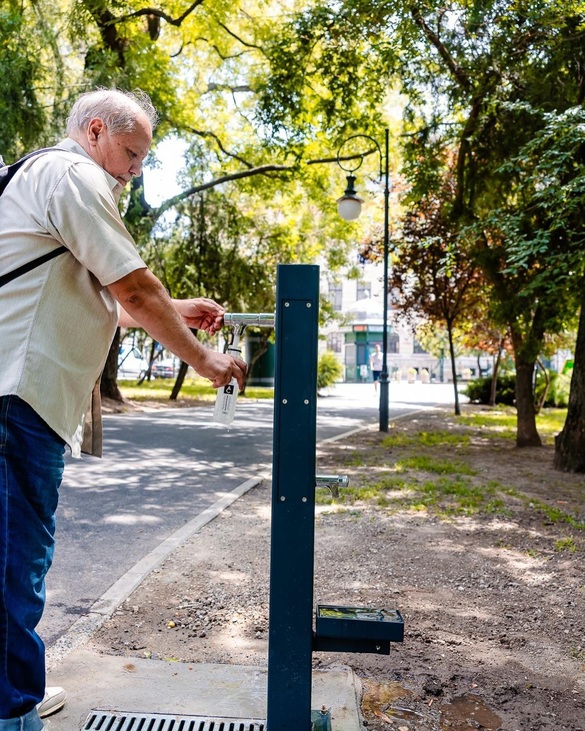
xmin=316 ymin=605 xmax=404 ymax=643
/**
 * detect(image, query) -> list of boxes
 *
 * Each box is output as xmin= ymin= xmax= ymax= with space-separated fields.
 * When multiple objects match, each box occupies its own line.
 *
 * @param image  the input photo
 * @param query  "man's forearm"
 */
xmin=118 ymin=296 xmax=214 ymax=330
xmin=118 ymin=307 xmax=140 ymax=329
xmin=109 ymin=269 xmax=209 ymax=369
xmin=119 ymin=299 xmax=188 ymax=329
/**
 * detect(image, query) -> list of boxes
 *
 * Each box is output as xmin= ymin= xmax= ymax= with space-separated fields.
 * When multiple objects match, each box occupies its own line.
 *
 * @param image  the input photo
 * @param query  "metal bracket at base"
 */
xmin=313 ymin=604 xmax=404 ymax=655
xmin=313 ymin=635 xmax=391 ymax=655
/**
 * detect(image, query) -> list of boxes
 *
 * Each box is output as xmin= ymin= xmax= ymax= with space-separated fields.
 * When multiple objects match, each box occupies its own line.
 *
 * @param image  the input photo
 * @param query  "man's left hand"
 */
xmin=177 ymin=298 xmax=225 ymax=334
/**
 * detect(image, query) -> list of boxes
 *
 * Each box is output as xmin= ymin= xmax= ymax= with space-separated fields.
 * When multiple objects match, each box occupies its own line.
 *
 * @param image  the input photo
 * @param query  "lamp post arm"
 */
xmin=336 ymin=134 xmax=383 ymax=177
xmin=308 ymin=148 xmax=379 ymax=167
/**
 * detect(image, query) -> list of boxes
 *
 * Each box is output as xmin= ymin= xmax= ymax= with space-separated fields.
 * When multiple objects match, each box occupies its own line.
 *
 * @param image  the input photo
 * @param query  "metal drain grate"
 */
xmin=82 ymin=711 xmax=266 ymax=731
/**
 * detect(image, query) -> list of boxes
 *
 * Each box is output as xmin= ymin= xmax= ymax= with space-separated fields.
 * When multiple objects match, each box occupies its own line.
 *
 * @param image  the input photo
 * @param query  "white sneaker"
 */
xmin=37 ymin=687 xmax=67 ymax=719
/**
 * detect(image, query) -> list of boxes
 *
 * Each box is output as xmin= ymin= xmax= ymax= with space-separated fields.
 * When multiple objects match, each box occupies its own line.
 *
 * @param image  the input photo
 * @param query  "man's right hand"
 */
xmin=199 ymin=350 xmax=247 ymax=390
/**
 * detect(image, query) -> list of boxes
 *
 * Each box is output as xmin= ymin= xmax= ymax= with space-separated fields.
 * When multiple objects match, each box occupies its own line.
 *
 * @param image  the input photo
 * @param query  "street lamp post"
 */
xmin=336 ymin=129 xmax=390 ymax=432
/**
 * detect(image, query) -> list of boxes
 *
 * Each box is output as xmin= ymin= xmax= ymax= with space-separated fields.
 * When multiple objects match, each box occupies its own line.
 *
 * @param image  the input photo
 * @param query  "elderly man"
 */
xmin=0 ymin=88 xmax=246 ymax=730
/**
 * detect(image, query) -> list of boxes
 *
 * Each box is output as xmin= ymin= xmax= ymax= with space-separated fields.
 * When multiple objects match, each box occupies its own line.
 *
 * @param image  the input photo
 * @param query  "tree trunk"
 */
xmin=170 ymin=328 xmax=198 ymax=400
xmin=100 ymin=328 xmax=124 ymax=401
xmin=489 ymin=345 xmax=503 ymax=407
xmin=170 ymin=361 xmax=189 ymax=400
xmin=514 ymin=355 xmax=542 ymax=447
xmin=554 ymin=299 xmax=585 ymax=471
xmin=138 ymin=339 xmax=158 ymax=384
xmin=534 ymin=358 xmax=549 ymax=415
xmin=447 ymin=320 xmax=461 ymax=416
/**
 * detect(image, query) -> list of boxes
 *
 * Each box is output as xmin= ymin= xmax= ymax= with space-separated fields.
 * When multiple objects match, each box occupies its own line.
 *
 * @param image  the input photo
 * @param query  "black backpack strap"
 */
xmin=0 ymin=147 xmax=61 ymax=195
xmin=0 ymin=246 xmax=67 ymax=288
xmin=0 ymin=147 xmax=68 ymax=288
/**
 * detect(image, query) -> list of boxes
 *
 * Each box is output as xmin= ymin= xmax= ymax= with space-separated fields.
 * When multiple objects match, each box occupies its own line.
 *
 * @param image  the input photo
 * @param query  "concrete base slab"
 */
xmin=44 ymin=648 xmax=363 ymax=731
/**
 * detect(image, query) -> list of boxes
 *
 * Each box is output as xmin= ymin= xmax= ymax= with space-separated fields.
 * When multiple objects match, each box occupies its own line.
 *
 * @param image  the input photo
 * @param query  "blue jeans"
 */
xmin=0 ymin=396 xmax=65 ymax=729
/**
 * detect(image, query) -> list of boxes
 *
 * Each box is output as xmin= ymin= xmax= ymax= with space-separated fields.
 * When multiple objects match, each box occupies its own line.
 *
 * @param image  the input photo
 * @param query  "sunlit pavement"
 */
xmin=319 ymin=379 xmax=468 ymax=409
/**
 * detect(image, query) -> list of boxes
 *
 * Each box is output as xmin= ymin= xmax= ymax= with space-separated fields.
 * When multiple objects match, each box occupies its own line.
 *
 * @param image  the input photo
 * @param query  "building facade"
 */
xmin=321 ymin=263 xmax=484 ymax=383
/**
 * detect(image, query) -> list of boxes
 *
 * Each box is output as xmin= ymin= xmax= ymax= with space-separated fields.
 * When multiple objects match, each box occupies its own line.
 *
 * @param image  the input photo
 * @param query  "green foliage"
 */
xmin=542 ymin=371 xmax=572 ymax=408
xmin=457 ymin=408 xmax=567 ymax=444
xmin=528 ymin=499 xmax=585 ymax=532
xmin=143 ymin=189 xmax=277 ymax=312
xmin=317 ymin=350 xmax=343 ymax=390
xmin=554 ymin=537 xmax=578 ymax=553
xmin=415 ymin=323 xmax=457 ymax=360
xmin=457 ymin=411 xmax=517 ymax=430
xmin=318 ymin=411 xmax=585 ymax=534
xmin=464 ymin=375 xmax=517 ymax=406
xmin=382 ymin=430 xmax=470 ymax=448
xmin=324 ymin=466 xmax=585 ymax=526
xmin=1 ymin=0 xmax=363 ymax=312
xmin=340 ymin=450 xmax=365 ymax=467
xmin=396 ymin=455 xmax=477 ymax=476
xmin=465 ymin=372 xmax=571 ymax=408
xmin=533 ymin=369 xmax=571 ymax=409
xmin=417 ymin=477 xmax=504 ymax=517
xmin=388 ymin=0 xmax=585 ymax=444
xmin=0 ymin=3 xmax=51 ymax=158
xmin=257 ymin=2 xmax=394 ymax=141
xmin=319 ymin=471 xmax=512 ymax=518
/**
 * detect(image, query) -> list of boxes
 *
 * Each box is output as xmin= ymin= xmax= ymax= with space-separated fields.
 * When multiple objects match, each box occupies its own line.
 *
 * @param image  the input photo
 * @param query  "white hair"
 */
xmin=66 ymin=88 xmax=158 ymax=136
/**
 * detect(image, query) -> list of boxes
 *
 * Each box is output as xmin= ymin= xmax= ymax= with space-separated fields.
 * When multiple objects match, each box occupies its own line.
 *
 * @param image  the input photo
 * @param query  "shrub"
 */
xmin=464 ymin=370 xmax=571 ymax=408
xmin=317 ymin=350 xmax=343 ymax=390
xmin=536 ymin=370 xmax=571 ymax=408
xmin=463 ymin=374 xmax=516 ymax=405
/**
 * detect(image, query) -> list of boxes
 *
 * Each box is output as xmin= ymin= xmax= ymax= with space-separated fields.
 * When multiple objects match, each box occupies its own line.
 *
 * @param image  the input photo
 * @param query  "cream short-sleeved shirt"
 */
xmin=0 ymin=139 xmax=146 ymax=454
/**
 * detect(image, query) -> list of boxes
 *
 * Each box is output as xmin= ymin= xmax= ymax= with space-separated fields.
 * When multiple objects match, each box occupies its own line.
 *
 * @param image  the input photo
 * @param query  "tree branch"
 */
xmin=214 ymin=19 xmax=262 ymax=50
xmin=145 ymin=147 xmax=373 ymax=222
xmin=152 ymin=163 xmax=294 ymax=219
xmin=206 ymin=82 xmax=252 ymax=94
xmin=106 ymin=0 xmax=205 ymax=28
xmin=411 ymin=5 xmax=472 ymax=93
xmin=196 ymin=38 xmax=248 ymax=61
xmin=453 ymin=97 xmax=484 ymax=216
xmin=187 ymin=127 xmax=254 ymax=167
xmin=308 ymin=148 xmax=378 ymax=166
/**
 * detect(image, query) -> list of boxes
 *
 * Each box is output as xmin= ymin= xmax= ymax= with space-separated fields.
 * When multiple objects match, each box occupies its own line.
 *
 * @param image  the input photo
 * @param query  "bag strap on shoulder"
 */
xmin=0 ymin=147 xmax=62 ymax=196
xmin=0 ymin=147 xmax=67 ymax=288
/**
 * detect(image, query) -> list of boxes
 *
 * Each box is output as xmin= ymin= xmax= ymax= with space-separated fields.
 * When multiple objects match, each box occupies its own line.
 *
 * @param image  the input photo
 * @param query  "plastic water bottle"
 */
xmin=213 ymin=346 xmax=241 ymax=425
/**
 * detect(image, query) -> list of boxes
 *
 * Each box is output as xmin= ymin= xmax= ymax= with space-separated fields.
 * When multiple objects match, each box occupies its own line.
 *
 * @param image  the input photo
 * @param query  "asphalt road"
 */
xmin=39 ymin=382 xmax=461 ymax=646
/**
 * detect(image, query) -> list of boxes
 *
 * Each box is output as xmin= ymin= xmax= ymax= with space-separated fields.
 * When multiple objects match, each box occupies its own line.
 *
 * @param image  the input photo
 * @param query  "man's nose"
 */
xmin=130 ymin=160 xmax=143 ymax=177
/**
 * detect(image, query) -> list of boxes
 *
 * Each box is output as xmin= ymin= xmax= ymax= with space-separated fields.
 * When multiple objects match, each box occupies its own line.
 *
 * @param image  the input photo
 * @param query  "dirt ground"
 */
xmin=91 ymin=404 xmax=585 ymax=731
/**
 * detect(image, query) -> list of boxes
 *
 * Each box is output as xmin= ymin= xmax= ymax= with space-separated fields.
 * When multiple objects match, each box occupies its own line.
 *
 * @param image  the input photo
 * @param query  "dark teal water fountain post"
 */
xmin=266 ymin=263 xmax=319 ymax=731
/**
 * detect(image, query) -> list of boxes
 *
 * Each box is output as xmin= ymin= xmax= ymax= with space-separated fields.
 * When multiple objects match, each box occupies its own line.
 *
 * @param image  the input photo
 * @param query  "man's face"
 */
xmin=86 ymin=113 xmax=152 ymax=187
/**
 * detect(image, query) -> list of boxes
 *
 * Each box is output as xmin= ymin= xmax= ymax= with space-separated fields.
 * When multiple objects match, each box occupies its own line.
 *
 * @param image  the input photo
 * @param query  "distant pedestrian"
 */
xmin=369 ymin=343 xmax=383 ymax=391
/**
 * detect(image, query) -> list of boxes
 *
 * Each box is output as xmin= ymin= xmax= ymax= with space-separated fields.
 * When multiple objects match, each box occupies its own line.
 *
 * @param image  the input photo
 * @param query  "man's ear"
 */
xmin=87 ymin=118 xmax=106 ymax=147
